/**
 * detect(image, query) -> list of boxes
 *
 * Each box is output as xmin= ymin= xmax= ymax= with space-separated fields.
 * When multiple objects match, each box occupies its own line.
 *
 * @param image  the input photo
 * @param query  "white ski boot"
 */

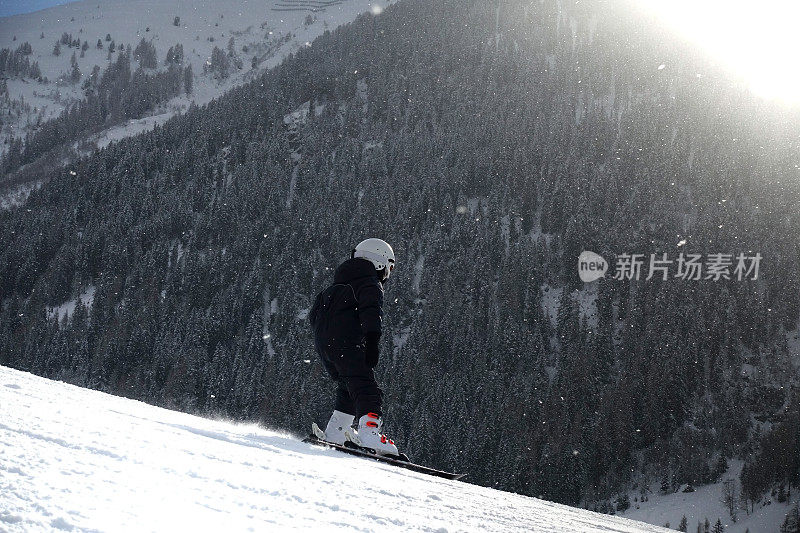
xmin=312 ymin=410 xmax=354 ymax=445
xmin=344 ymin=412 xmax=399 ymax=457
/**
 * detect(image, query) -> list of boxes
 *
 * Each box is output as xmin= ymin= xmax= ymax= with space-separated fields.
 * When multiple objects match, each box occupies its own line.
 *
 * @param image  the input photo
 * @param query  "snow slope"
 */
xmin=0 ymin=366 xmax=669 ymax=532
xmin=0 ymin=0 xmax=393 ymax=153
xmin=621 ymin=467 xmax=797 ymax=533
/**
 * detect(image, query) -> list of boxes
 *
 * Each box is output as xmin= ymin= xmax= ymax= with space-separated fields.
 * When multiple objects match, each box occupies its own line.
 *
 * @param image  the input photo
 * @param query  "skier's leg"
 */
xmin=331 ymin=348 xmax=382 ymax=419
xmin=318 ymin=349 xmax=339 ymax=380
xmin=331 ymin=349 xmax=397 ymax=456
xmin=315 ymin=350 xmax=356 ymax=443
xmin=334 ymin=379 xmax=356 ymax=416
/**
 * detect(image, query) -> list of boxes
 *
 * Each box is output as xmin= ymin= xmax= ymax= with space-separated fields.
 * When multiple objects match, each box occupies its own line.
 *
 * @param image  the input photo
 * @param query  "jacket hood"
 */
xmin=334 ymin=258 xmax=379 ymax=284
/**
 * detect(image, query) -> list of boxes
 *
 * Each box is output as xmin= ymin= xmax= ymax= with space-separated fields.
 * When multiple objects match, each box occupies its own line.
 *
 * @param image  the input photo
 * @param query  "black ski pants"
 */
xmin=319 ymin=346 xmax=382 ymax=419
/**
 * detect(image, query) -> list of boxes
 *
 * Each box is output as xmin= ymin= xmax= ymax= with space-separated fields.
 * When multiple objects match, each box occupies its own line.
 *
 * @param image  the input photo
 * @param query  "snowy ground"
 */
xmin=0 ymin=366 xmax=669 ymax=532
xmin=47 ymin=285 xmax=95 ymax=322
xmin=0 ymin=180 xmax=40 ymax=210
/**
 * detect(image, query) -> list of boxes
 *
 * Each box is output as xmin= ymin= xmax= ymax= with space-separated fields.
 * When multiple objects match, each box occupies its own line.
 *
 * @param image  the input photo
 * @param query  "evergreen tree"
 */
xmin=69 ymin=52 xmax=81 ymax=83
xmin=207 ymin=46 xmax=230 ymax=78
xmin=183 ymin=64 xmax=193 ymax=94
xmin=166 ymin=44 xmax=184 ymax=65
xmin=782 ymin=505 xmax=799 ymax=533
xmin=28 ymin=61 xmax=41 ymax=80
xmin=134 ymin=38 xmax=157 ymax=69
xmin=661 ymin=472 xmax=671 ymax=494
xmin=721 ymin=479 xmax=738 ymax=522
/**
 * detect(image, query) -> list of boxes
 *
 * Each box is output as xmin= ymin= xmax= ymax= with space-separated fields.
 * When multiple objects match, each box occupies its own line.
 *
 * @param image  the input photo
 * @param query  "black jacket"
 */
xmin=309 ymin=258 xmax=383 ymax=352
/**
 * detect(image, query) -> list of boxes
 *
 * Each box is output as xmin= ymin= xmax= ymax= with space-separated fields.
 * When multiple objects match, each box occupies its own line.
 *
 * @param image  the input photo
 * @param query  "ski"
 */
xmin=303 ymin=434 xmax=467 ymax=481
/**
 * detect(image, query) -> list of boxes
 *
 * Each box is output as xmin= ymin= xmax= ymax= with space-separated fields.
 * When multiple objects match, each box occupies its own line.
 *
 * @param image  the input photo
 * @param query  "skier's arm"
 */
xmin=364 ymin=332 xmax=380 ymax=368
xmin=355 ymin=281 xmax=383 ymax=336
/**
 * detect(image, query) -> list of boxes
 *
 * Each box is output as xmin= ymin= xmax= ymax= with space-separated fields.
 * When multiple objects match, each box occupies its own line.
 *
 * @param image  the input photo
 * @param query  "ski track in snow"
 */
xmin=0 ymin=366 xmax=670 ymax=532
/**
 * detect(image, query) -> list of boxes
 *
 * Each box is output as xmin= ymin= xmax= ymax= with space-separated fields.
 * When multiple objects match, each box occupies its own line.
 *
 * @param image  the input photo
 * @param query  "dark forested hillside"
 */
xmin=1 ymin=0 xmax=798 ymax=506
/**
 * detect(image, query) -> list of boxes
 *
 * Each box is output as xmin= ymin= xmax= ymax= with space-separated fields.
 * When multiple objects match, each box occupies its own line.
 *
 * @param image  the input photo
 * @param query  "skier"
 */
xmin=309 ymin=238 xmax=399 ymax=456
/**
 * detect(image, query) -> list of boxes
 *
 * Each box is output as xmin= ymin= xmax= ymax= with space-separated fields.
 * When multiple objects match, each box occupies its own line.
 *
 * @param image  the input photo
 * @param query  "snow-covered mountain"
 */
xmin=0 ymin=366 xmax=668 ymax=532
xmin=0 ymin=0 xmax=392 ymax=154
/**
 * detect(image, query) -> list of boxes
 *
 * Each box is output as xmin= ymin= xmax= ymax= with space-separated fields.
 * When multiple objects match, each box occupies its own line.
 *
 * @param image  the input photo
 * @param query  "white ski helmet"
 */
xmin=352 ymin=238 xmax=395 ymax=280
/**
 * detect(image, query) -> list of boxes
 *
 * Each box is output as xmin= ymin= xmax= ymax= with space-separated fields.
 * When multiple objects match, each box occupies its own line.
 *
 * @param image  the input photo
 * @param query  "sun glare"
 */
xmin=635 ymin=0 xmax=800 ymax=106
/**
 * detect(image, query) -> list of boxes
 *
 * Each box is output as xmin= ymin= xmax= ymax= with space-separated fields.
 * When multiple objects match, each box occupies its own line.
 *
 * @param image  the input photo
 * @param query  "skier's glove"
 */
xmin=365 ymin=332 xmax=381 ymax=368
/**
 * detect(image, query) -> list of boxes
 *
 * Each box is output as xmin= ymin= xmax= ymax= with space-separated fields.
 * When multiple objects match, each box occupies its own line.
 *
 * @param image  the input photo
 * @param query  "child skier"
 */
xmin=309 ymin=238 xmax=399 ymax=456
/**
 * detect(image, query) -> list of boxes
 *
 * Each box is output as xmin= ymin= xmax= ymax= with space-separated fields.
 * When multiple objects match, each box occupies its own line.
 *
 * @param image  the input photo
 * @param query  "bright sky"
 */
xmin=636 ymin=0 xmax=800 ymax=106
xmin=0 ymin=0 xmax=78 ymax=17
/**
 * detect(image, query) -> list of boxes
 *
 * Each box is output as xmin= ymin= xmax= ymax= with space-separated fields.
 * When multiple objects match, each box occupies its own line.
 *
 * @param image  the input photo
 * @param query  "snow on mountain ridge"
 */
xmin=0 ymin=366 xmax=669 ymax=532
xmin=0 ymin=0 xmax=394 ymax=161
